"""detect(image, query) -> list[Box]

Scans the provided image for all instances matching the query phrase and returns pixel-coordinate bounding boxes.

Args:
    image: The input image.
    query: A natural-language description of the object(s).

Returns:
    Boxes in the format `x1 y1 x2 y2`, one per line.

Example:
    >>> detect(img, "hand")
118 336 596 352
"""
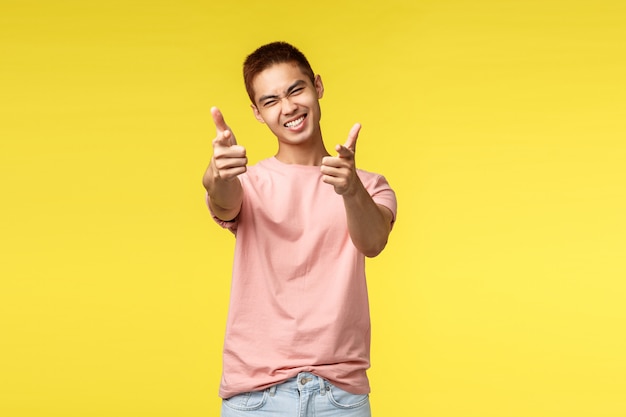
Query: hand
321 123 361 195
208 106 247 182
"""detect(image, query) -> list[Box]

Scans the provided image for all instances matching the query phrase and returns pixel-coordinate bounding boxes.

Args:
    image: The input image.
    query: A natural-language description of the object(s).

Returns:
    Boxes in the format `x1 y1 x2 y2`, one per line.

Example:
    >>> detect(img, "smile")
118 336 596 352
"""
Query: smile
284 115 306 128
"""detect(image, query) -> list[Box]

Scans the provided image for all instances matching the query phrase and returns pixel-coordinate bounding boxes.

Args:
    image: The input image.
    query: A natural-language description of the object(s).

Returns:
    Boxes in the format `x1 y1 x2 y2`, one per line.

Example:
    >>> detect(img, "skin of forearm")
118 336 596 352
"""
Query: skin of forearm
342 179 392 258
204 163 243 222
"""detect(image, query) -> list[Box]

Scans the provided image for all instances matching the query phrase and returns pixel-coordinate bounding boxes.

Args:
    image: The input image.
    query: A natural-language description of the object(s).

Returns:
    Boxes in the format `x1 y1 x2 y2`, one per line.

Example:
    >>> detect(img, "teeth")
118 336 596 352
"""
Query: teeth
285 116 305 128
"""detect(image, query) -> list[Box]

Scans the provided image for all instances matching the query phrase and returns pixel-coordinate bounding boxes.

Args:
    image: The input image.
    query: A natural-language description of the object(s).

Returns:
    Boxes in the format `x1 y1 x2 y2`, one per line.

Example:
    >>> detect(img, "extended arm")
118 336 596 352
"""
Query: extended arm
321 124 394 257
341 180 394 257
203 107 247 221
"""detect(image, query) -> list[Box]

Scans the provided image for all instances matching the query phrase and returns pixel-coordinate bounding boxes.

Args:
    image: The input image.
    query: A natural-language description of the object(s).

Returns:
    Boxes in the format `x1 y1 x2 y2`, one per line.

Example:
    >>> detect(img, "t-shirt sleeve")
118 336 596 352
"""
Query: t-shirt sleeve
365 174 398 227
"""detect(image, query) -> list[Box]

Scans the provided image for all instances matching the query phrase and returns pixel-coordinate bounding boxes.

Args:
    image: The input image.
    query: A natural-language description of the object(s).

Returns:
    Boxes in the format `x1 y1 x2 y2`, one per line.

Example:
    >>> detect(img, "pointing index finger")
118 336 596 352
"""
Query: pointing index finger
211 106 229 133
342 123 361 152
211 106 238 146
336 123 361 158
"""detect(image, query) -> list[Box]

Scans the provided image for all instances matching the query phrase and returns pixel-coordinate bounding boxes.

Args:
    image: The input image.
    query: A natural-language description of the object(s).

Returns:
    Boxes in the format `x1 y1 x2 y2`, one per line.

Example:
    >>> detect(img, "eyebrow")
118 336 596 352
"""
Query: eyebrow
258 80 307 104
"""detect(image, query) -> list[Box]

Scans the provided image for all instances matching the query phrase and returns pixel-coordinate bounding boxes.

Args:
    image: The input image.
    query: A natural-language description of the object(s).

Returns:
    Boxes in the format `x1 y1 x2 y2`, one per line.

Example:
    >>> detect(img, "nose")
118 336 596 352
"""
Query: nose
280 97 297 115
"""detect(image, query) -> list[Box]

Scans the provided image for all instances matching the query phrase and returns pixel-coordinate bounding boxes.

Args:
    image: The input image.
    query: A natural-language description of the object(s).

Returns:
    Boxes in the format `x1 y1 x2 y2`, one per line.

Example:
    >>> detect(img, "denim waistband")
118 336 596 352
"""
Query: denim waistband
270 372 327 396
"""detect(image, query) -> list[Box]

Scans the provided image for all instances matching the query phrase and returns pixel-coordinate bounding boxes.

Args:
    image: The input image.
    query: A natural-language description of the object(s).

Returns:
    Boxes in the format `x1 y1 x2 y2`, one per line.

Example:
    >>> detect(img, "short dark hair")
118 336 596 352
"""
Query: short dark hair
243 42 315 104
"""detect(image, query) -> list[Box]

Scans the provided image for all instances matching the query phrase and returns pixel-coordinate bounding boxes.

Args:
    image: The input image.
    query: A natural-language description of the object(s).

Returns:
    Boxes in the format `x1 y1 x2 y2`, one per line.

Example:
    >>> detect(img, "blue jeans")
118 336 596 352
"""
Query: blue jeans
221 372 371 417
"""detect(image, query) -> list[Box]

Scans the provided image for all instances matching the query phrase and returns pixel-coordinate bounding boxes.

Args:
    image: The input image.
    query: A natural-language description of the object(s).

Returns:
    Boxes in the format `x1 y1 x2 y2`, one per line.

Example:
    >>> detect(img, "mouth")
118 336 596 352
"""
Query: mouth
284 114 307 128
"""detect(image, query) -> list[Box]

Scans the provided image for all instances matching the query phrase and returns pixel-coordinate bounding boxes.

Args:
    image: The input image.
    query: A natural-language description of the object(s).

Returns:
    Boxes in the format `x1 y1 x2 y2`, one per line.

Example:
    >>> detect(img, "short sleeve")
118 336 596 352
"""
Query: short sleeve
362 173 398 227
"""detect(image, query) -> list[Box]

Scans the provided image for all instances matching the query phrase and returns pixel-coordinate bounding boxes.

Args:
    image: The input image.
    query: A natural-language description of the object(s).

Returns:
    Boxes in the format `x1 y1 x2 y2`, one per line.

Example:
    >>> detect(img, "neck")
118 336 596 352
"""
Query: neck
275 136 330 166
275 144 330 166
274 125 331 165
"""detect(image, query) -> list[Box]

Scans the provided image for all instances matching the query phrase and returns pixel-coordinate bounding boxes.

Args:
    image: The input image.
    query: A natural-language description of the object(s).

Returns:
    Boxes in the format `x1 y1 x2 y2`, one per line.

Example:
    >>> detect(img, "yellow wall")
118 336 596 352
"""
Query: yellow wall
1 1 625 415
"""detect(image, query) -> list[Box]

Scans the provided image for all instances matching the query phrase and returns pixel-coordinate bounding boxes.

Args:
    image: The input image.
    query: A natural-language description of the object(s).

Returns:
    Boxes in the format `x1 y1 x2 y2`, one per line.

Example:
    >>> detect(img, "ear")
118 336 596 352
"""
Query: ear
314 74 324 99
251 104 265 124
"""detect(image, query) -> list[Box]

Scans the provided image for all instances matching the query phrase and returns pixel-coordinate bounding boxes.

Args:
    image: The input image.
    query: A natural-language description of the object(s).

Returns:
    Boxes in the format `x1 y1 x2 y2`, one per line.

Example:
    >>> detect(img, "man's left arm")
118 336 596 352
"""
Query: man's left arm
321 123 395 257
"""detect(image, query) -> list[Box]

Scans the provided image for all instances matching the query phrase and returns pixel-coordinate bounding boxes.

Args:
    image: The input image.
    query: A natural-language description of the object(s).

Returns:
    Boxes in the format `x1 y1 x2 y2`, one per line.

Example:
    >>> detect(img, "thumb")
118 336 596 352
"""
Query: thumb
213 129 237 148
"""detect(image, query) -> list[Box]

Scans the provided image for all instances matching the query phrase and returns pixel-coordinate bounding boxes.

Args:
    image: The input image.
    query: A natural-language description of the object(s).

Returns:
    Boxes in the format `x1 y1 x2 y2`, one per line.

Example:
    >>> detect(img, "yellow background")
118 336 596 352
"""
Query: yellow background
1 0 625 416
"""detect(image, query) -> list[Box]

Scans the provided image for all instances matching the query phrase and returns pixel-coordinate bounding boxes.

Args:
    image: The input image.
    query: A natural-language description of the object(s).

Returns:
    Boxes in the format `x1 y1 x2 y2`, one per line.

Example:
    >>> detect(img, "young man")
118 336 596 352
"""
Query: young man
203 42 397 417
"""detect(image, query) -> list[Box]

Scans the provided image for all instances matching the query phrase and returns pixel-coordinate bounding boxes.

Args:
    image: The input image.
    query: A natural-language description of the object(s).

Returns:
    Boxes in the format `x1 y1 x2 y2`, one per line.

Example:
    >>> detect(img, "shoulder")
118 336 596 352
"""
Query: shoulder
357 168 398 219
356 168 393 190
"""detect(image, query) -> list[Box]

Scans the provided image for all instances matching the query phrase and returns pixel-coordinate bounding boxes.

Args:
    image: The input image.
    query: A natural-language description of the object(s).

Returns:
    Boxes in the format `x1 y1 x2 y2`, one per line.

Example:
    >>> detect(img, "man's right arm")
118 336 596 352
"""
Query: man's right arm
203 107 247 221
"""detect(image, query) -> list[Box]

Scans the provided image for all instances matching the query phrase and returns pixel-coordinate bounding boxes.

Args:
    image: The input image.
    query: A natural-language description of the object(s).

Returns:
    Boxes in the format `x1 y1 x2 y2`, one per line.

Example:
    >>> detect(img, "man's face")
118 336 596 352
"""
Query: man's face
251 62 324 146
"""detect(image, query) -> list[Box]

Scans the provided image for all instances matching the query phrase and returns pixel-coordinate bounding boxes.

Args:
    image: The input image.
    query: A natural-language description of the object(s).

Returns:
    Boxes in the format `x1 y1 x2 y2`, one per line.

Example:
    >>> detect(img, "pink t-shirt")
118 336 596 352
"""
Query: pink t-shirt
211 157 397 399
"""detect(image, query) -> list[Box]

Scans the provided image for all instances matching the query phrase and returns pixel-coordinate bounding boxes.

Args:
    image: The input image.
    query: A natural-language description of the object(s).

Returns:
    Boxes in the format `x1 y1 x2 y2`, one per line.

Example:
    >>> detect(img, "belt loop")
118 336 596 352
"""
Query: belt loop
318 376 326 395
269 384 277 397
